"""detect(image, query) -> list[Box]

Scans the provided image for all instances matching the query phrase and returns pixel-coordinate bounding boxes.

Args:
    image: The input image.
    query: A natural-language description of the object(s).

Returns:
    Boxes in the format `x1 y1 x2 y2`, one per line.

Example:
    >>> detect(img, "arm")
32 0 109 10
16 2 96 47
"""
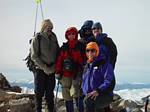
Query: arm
97 64 116 94
30 36 46 70
108 38 118 69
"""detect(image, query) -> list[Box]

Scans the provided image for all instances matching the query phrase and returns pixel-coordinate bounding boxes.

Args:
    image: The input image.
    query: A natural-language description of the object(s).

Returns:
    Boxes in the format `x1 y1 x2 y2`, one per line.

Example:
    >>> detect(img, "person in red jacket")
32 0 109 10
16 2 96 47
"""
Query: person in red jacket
55 27 84 112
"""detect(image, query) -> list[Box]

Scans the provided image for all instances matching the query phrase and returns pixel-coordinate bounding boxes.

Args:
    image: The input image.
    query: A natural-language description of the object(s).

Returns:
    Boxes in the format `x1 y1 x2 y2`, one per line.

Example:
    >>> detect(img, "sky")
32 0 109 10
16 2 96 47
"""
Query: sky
0 0 150 83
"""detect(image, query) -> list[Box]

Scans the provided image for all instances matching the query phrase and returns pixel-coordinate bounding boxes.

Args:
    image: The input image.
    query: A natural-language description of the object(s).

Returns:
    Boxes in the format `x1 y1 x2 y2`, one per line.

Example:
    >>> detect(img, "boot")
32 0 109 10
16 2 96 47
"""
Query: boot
65 100 74 112
75 97 84 112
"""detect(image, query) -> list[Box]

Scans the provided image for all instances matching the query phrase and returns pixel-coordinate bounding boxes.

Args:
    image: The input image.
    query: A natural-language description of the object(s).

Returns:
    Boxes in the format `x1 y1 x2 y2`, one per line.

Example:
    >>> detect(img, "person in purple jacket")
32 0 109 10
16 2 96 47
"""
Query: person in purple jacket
82 42 115 112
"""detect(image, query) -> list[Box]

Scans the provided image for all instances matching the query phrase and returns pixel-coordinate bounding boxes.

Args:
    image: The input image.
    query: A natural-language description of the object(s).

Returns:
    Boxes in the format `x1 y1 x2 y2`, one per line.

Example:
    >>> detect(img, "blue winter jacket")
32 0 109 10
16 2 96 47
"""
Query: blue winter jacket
82 59 115 96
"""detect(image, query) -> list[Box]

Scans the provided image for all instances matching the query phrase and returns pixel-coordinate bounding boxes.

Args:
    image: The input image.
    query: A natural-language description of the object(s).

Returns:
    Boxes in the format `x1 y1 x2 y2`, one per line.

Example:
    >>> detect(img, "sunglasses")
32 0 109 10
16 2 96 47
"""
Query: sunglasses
86 49 96 53
92 27 100 30
83 28 91 32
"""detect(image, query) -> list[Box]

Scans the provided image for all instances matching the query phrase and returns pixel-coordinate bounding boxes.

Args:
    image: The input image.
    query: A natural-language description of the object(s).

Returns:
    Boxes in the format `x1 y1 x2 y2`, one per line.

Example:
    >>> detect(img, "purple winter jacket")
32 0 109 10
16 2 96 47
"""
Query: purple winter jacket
82 59 115 96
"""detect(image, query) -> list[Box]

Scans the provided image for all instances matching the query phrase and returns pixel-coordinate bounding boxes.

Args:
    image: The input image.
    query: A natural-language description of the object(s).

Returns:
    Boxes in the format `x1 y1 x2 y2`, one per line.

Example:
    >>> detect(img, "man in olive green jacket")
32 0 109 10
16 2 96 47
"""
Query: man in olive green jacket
31 19 59 112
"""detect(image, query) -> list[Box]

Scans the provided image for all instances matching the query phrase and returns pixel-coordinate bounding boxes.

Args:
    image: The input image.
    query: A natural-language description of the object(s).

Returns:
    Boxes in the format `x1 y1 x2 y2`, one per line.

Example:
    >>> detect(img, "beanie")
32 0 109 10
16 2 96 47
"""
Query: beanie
41 19 53 32
86 42 99 57
92 22 103 32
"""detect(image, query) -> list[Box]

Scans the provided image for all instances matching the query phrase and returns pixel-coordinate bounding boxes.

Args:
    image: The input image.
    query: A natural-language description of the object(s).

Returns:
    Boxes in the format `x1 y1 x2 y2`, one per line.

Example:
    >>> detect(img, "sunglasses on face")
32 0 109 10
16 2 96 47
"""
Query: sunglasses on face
83 28 91 32
92 28 100 30
86 49 96 53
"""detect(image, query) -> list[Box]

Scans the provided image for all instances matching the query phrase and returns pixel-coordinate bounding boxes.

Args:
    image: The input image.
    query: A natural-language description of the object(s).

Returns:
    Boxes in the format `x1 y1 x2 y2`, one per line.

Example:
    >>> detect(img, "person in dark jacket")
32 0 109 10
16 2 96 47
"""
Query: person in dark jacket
82 42 115 112
79 20 96 46
55 27 84 112
92 22 118 69
31 19 59 112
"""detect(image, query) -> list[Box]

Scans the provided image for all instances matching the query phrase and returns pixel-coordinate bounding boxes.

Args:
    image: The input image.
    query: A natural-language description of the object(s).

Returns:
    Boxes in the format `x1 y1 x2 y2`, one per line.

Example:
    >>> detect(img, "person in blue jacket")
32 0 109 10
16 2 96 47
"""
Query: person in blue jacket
82 42 115 112
92 22 118 69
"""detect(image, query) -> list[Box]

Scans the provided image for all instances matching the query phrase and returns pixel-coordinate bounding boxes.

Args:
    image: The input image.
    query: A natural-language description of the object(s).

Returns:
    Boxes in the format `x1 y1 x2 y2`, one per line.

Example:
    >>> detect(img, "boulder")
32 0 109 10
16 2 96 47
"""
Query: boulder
0 73 22 92
0 90 35 112
0 73 11 89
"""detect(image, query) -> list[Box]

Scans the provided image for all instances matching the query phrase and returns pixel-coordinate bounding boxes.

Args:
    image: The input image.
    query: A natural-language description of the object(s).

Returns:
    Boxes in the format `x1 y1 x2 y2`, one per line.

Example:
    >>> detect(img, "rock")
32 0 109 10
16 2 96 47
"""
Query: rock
111 99 124 112
119 100 138 109
0 91 35 112
10 86 22 93
131 108 143 112
113 93 122 101
0 73 22 92
8 97 35 112
0 73 11 89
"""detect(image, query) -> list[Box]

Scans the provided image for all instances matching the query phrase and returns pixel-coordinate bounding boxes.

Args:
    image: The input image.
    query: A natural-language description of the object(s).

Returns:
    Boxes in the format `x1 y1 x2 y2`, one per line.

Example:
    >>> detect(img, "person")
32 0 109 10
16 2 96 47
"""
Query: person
30 19 59 112
79 20 96 46
55 27 84 112
92 22 118 69
82 42 115 112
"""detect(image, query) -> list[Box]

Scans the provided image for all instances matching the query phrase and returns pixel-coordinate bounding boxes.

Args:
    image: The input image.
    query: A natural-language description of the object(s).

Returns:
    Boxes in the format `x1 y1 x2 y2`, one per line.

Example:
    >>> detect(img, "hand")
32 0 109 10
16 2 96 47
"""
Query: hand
44 65 50 74
44 65 55 75
87 90 99 100
55 73 62 80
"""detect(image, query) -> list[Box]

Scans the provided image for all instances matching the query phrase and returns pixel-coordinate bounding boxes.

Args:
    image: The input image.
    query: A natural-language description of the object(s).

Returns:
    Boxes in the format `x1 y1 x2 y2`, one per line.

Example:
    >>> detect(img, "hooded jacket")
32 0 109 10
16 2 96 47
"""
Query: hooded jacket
82 59 115 96
55 27 85 77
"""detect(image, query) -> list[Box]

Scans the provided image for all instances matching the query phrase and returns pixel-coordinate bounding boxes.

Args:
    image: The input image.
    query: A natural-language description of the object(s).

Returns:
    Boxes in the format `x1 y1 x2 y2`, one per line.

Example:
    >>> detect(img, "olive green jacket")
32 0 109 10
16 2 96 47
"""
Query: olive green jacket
31 32 59 74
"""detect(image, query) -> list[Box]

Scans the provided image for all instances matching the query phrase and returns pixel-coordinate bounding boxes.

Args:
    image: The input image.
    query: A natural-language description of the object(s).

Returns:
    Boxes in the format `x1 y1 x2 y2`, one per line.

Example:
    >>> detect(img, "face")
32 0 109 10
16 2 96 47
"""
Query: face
44 25 52 35
67 32 76 41
86 49 97 60
92 28 102 37
83 29 92 37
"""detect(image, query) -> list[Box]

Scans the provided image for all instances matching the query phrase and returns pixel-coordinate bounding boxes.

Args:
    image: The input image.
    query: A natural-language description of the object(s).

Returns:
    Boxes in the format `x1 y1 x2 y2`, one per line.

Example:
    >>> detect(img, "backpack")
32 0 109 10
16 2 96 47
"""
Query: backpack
24 33 41 72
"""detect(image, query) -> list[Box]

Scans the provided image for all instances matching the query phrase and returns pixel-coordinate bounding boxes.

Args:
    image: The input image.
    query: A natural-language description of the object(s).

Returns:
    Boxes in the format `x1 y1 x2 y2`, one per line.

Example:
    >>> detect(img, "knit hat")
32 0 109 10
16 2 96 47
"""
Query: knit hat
86 42 99 57
65 27 78 40
41 19 53 32
92 22 103 32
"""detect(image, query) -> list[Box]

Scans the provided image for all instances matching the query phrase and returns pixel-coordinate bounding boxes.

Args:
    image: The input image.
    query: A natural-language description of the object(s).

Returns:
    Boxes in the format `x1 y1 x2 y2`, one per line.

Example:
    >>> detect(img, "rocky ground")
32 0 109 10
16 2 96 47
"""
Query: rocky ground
0 73 150 112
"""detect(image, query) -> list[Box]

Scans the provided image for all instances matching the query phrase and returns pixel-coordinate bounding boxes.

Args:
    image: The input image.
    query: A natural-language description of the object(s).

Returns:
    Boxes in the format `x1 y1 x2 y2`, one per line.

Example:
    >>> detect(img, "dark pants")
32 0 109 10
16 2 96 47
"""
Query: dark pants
34 69 55 112
84 94 113 112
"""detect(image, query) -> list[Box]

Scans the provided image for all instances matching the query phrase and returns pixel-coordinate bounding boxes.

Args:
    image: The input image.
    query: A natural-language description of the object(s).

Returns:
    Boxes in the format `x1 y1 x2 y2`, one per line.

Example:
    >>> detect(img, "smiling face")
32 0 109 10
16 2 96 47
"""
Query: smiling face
86 49 97 61
67 32 76 41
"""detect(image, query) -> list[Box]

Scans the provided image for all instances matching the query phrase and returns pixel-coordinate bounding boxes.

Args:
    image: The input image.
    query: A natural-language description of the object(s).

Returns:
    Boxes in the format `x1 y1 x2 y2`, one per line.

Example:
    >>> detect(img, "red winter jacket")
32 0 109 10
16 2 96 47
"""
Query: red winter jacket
55 41 85 77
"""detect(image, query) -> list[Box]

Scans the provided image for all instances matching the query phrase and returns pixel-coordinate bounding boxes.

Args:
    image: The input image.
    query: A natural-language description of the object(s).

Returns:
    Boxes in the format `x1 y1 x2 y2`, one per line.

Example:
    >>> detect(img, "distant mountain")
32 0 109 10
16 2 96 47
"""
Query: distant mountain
10 80 150 102
10 81 150 90
114 83 150 90
10 81 34 89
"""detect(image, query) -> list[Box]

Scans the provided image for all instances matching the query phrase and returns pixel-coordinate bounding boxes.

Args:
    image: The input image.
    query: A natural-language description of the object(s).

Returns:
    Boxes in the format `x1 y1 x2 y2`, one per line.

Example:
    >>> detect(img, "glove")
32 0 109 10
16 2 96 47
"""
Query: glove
55 73 62 80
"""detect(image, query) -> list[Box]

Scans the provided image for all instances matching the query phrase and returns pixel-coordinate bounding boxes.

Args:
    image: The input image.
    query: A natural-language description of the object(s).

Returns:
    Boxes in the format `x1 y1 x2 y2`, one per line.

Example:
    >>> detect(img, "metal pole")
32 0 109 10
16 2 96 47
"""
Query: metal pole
40 1 44 20
145 96 149 112
34 4 38 36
